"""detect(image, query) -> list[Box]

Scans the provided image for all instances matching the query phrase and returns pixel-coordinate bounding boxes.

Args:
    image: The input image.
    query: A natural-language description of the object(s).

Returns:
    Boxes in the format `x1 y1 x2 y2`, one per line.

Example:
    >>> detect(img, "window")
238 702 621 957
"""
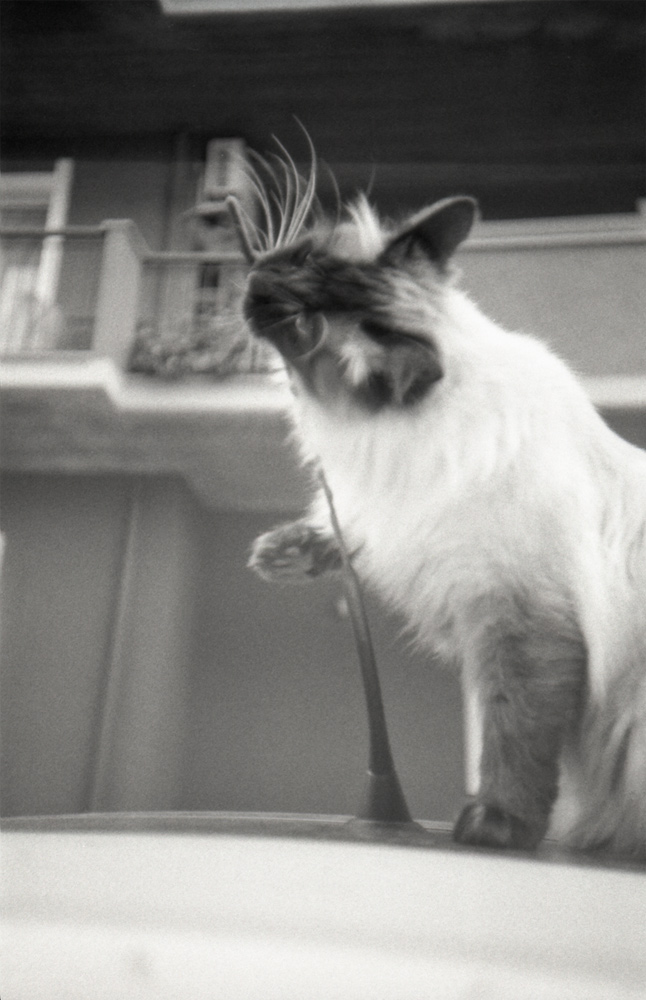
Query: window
0 159 74 353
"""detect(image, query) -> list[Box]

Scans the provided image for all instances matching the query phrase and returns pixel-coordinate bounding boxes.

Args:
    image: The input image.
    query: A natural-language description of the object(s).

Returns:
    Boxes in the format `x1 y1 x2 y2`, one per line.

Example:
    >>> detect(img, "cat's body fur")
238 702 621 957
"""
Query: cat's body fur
243 192 646 859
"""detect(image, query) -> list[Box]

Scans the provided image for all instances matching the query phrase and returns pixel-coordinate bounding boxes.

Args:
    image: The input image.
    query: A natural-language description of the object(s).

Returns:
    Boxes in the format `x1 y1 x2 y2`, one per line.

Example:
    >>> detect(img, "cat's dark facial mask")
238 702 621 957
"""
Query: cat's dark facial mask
243 196 476 411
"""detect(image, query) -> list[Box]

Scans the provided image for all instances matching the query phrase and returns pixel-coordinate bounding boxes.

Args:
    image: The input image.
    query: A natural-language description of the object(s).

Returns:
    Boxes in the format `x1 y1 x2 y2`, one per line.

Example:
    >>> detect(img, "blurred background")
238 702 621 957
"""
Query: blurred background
1 0 644 824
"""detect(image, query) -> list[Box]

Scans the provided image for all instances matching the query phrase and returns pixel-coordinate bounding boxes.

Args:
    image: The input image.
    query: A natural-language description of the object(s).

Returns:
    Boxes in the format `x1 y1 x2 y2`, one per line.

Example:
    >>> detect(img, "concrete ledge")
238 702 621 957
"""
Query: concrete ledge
2 357 645 510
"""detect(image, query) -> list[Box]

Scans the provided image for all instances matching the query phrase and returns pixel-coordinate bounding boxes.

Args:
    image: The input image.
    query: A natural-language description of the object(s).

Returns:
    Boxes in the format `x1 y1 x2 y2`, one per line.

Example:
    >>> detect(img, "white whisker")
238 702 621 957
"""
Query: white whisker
239 131 318 255
225 196 260 263
272 156 294 246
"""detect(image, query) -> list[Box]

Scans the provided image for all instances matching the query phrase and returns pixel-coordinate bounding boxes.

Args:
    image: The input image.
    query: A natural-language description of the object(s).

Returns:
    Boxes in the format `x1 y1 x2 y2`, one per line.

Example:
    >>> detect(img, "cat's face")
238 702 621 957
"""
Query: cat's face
244 197 477 412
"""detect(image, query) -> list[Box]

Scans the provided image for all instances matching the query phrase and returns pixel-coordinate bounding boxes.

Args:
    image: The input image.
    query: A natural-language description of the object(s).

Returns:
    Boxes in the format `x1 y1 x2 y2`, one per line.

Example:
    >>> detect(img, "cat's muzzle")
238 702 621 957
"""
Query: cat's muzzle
244 273 325 362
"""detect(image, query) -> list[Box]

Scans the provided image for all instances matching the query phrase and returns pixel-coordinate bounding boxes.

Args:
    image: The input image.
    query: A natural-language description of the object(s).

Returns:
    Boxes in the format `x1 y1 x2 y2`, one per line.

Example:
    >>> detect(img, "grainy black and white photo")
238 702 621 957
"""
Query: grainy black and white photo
1 1 645 996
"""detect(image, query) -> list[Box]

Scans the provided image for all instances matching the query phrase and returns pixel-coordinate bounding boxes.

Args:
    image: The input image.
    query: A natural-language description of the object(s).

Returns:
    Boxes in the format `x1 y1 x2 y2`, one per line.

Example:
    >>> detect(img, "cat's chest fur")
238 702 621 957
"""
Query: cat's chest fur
290 362 577 661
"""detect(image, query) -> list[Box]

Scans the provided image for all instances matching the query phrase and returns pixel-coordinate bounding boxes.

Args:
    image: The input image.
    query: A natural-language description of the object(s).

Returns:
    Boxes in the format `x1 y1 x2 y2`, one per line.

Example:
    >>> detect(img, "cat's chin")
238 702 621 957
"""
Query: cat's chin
289 357 440 415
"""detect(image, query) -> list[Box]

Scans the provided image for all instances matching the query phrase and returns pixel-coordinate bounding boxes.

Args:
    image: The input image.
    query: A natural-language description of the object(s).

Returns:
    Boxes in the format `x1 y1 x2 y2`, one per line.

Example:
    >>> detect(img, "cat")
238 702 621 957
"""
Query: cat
238 165 646 860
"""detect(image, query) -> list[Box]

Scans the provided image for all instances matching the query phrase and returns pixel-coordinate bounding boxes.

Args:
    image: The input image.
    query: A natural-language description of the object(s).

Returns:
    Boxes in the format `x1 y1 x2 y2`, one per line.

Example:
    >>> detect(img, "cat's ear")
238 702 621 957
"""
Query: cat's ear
381 196 477 270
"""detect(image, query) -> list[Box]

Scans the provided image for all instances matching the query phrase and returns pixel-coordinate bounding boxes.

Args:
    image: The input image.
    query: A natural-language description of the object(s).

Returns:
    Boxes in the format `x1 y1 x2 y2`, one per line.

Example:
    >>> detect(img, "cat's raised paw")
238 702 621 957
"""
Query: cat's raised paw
248 521 341 584
453 802 540 851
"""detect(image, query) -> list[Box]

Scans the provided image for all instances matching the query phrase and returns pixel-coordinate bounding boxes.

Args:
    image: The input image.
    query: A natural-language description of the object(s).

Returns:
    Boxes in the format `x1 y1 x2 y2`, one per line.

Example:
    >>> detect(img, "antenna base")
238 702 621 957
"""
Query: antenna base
356 768 414 825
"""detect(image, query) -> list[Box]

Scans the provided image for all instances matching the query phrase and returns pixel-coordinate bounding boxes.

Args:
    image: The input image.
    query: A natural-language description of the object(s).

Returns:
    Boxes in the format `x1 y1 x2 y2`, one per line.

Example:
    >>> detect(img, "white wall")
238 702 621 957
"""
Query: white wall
460 239 645 378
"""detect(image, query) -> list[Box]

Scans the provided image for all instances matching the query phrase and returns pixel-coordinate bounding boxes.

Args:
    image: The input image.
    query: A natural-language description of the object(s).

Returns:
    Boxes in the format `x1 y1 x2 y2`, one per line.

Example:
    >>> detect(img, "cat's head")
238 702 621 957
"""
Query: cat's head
236 150 476 412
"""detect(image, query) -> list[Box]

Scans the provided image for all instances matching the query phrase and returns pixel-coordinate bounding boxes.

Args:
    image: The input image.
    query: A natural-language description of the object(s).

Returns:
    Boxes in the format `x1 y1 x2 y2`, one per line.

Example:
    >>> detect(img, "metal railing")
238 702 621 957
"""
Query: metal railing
131 250 276 378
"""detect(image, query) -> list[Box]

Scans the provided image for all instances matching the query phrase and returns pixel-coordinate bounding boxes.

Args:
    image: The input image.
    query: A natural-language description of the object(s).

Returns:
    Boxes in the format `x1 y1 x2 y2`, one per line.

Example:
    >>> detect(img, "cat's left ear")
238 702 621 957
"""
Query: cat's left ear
381 196 478 270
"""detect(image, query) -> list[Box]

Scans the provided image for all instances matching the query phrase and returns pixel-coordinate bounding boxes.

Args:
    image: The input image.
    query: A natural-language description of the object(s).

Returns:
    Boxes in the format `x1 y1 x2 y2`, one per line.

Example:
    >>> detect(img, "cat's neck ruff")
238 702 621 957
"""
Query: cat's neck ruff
289 287 593 499
288 286 646 702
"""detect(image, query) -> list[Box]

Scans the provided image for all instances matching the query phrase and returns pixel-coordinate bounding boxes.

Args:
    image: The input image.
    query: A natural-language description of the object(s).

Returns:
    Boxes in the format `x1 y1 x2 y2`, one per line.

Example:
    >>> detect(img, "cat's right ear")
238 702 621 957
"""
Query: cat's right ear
381 196 477 271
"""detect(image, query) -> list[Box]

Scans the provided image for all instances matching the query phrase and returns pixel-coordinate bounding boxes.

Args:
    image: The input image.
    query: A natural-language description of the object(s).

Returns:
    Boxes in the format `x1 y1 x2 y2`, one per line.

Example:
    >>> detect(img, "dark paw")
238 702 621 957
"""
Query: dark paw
248 522 341 584
453 802 540 851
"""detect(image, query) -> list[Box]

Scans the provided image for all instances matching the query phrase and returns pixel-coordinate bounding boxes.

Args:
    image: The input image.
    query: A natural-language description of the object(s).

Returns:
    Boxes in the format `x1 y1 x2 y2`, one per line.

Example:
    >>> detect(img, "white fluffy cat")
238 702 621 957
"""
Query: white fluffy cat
241 183 646 860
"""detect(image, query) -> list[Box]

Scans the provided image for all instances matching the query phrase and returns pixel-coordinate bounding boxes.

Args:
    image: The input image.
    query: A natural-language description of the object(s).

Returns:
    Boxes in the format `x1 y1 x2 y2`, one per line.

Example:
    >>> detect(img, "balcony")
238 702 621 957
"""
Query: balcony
1 212 645 511
0 219 307 511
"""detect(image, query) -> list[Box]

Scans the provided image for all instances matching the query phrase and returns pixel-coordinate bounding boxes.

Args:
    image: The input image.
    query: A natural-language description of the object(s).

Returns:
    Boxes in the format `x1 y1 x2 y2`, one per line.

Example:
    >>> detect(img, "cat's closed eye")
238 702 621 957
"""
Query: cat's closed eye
360 319 431 350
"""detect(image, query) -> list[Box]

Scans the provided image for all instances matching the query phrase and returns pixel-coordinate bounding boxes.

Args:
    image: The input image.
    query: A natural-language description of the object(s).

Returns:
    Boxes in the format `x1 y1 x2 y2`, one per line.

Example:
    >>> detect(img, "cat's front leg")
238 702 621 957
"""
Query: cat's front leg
453 618 586 851
249 519 342 584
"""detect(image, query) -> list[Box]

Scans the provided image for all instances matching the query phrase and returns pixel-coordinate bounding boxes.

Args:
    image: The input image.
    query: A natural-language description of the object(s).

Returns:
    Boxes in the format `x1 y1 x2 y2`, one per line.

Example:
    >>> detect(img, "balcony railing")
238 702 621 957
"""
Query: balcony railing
130 249 276 378
0 220 277 376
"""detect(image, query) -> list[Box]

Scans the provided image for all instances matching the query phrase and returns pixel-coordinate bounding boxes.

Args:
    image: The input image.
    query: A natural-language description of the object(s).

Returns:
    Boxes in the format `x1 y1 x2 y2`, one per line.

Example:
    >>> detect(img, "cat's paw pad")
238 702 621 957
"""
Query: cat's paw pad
453 802 539 851
248 523 340 584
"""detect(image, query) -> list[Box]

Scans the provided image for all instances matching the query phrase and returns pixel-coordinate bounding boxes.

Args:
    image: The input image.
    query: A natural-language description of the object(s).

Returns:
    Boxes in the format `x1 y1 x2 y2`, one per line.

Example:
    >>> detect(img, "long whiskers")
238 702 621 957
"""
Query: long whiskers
226 129 319 262
226 196 258 264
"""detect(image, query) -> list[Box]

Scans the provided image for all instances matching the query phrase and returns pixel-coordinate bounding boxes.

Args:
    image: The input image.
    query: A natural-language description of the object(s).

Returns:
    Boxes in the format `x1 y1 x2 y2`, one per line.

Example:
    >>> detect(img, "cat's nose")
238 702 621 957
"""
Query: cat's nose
244 272 285 333
246 271 273 303
244 272 274 317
